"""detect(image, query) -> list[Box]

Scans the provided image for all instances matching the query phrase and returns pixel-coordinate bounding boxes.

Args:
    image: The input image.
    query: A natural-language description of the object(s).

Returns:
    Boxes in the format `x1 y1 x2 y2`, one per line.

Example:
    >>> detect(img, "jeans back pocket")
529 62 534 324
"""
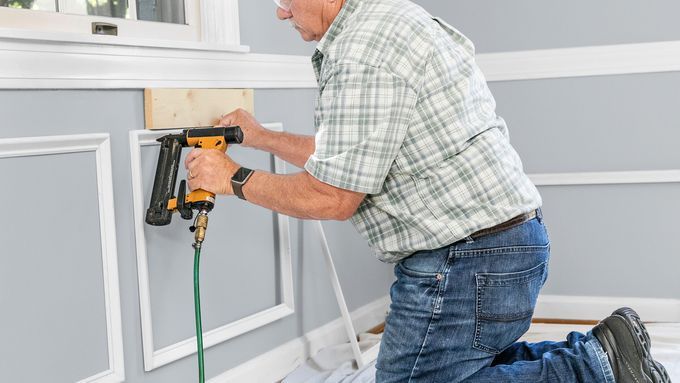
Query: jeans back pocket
473 261 547 354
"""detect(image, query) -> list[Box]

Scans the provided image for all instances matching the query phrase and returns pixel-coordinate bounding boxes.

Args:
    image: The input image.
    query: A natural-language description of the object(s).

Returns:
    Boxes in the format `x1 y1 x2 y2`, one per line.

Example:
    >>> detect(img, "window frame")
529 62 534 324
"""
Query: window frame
0 0 242 48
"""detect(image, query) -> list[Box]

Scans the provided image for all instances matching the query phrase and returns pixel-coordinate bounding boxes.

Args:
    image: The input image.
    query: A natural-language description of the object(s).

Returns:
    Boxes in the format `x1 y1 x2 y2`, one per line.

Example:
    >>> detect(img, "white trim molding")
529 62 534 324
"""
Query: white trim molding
129 123 295 371
0 134 125 383
477 40 680 82
3 37 680 88
209 295 391 383
530 169 680 186
0 32 315 89
535 295 680 323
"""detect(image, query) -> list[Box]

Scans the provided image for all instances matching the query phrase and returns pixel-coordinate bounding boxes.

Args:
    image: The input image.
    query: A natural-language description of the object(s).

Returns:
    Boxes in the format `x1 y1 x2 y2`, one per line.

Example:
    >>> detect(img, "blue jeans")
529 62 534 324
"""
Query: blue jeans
375 211 615 383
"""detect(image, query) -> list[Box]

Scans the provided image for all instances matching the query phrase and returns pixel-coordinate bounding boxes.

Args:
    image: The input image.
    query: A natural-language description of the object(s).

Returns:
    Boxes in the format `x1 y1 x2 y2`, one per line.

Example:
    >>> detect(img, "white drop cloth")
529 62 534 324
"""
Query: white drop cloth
282 333 381 383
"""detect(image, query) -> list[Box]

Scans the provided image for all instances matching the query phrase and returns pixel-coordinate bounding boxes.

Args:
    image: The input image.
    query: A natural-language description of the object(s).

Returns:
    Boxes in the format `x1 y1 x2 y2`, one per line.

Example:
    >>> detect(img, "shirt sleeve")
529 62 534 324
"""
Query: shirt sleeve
304 62 418 194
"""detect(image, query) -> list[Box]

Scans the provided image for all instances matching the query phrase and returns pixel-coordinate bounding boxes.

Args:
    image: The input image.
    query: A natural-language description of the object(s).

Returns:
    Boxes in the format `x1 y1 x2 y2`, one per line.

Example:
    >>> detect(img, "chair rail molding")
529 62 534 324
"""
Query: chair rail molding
529 169 680 186
2 36 680 88
129 123 295 371
477 40 680 82
0 133 125 383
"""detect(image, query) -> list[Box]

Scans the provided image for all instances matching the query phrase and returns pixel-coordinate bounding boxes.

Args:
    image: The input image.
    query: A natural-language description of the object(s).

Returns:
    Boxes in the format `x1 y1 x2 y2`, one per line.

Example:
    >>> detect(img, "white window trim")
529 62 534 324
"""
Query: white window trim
0 0 244 48
0 0 328 90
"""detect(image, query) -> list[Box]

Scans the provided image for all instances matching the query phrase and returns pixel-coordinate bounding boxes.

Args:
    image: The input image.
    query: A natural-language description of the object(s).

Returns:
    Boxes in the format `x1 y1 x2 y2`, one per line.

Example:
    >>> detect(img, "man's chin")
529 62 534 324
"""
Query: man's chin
295 28 316 42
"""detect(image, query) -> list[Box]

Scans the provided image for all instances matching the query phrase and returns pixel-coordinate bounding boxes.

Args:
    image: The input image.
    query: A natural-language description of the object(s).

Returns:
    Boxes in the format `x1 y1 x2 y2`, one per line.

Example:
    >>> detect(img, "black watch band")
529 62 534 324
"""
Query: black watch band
231 167 254 200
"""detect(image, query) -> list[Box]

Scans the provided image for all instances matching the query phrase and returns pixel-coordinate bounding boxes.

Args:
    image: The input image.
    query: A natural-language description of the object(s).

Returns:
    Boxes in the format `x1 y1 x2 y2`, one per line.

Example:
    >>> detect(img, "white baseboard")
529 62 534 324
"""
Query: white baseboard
208 295 390 383
535 295 680 322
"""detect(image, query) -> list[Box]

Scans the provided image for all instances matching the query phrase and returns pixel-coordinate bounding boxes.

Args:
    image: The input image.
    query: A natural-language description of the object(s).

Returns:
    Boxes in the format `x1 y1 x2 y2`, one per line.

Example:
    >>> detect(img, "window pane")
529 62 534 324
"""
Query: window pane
58 0 129 19
0 0 56 11
137 0 185 25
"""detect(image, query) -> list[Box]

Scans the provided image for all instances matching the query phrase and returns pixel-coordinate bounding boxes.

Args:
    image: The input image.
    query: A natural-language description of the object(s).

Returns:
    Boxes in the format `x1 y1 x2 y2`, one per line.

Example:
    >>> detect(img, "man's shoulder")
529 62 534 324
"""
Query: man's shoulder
328 0 436 70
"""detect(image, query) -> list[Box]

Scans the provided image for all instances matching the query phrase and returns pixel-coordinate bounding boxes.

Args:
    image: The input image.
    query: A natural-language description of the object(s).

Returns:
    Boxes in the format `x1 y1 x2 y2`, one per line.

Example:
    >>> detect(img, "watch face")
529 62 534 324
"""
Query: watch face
233 167 252 182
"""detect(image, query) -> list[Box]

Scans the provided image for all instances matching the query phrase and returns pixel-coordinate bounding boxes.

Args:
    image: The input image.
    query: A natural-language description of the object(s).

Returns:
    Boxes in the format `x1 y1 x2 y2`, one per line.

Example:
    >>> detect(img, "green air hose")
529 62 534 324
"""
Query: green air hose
193 245 205 383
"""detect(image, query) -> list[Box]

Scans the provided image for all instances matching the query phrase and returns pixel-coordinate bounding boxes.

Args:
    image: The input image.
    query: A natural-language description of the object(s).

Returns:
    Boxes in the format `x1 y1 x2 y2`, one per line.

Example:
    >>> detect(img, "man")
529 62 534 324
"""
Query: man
185 0 671 381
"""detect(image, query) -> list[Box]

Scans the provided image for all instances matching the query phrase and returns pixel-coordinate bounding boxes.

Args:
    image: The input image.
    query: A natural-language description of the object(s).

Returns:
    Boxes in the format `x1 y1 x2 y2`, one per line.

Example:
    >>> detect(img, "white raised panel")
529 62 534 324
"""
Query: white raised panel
129 123 295 371
0 133 125 383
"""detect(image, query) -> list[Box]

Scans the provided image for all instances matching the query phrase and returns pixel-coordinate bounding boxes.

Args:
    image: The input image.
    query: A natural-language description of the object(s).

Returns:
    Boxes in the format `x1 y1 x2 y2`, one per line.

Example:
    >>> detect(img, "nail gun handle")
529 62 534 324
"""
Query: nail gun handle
145 136 183 226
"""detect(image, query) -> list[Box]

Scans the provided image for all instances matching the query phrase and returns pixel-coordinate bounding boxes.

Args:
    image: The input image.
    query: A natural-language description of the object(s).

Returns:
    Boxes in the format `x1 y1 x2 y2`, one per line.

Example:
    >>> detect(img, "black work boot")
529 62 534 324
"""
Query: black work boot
592 307 672 383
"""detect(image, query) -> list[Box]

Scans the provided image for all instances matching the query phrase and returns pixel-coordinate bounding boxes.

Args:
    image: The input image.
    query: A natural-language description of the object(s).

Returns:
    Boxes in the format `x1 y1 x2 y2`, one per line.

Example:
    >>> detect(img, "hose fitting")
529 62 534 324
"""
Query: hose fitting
193 211 209 248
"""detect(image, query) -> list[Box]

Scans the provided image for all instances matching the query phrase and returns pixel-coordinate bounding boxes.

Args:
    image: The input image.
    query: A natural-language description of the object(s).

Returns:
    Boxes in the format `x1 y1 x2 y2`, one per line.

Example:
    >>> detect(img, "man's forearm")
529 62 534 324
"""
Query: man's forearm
240 170 353 220
254 130 315 169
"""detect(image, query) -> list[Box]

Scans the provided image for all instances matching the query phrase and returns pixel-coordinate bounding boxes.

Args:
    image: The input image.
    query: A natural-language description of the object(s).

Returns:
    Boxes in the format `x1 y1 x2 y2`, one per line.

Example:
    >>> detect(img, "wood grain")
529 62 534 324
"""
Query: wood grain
144 88 254 130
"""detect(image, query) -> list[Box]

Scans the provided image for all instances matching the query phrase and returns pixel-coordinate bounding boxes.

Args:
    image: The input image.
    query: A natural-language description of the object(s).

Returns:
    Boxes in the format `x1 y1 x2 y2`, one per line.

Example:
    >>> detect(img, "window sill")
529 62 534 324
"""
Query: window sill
0 28 318 89
0 27 250 53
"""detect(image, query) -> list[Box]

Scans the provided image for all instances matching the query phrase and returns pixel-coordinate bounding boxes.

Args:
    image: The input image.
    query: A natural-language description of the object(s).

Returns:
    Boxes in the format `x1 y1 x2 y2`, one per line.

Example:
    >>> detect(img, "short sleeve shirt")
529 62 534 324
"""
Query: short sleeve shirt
304 0 542 263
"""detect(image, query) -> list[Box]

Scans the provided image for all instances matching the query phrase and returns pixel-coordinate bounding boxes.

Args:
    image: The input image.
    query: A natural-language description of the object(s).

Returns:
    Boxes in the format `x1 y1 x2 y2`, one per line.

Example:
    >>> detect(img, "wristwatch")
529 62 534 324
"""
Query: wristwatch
231 167 254 200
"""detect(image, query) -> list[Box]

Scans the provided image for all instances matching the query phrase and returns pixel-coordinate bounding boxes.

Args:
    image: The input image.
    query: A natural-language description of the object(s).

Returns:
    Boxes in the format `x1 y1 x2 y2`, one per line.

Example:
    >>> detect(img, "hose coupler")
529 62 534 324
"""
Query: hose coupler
193 211 209 248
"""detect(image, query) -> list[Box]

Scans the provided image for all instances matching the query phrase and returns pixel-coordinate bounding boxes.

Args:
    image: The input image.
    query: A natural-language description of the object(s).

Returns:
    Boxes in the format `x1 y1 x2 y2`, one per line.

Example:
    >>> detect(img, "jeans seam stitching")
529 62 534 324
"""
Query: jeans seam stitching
409 260 449 381
455 244 550 257
409 306 438 381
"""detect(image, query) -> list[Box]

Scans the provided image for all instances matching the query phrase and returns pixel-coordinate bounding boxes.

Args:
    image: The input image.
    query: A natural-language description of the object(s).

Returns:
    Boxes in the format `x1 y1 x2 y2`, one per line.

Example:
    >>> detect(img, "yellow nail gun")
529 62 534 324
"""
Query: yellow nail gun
145 126 243 383
145 126 243 243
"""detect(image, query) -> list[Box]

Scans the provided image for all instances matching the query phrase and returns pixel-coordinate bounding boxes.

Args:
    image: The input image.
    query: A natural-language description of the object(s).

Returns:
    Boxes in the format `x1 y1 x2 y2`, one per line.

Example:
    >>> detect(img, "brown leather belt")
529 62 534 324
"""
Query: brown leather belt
468 210 538 240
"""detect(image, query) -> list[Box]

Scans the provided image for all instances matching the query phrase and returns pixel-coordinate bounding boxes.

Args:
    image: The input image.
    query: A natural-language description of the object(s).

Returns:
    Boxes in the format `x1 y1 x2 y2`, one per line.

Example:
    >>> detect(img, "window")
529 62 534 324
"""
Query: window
0 0 241 46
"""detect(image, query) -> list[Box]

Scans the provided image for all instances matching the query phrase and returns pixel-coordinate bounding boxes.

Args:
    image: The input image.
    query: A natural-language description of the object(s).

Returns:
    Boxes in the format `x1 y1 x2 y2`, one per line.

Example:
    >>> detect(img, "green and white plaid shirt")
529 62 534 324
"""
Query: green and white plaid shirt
304 0 542 263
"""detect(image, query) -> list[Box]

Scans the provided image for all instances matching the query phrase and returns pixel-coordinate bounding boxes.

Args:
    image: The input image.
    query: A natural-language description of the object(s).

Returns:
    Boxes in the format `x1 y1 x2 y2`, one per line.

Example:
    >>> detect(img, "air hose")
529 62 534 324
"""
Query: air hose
192 210 209 383
193 245 205 383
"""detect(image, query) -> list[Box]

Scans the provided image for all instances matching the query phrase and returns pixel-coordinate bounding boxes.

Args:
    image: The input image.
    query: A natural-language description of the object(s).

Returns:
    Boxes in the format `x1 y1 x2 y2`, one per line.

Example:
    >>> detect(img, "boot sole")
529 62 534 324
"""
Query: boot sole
595 307 672 383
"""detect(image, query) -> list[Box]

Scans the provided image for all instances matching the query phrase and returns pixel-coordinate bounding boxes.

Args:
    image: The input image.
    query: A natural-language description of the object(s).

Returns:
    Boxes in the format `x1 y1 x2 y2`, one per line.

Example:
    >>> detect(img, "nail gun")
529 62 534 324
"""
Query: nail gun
145 126 243 383
145 126 243 244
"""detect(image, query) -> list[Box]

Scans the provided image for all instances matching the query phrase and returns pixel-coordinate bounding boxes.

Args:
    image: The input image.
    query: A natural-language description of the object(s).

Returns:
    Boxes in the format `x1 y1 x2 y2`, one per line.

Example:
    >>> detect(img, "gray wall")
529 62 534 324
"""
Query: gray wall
239 0 316 56
414 0 680 53
409 1 680 299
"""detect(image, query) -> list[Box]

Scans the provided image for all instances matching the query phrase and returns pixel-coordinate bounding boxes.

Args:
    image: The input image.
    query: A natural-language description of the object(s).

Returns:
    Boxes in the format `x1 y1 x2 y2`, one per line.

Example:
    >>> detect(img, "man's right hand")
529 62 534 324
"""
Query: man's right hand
218 108 267 149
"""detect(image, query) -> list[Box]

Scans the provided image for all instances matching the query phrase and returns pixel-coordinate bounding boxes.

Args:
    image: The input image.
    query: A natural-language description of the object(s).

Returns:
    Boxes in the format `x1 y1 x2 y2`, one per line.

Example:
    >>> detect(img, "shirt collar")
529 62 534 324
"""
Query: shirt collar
315 0 360 56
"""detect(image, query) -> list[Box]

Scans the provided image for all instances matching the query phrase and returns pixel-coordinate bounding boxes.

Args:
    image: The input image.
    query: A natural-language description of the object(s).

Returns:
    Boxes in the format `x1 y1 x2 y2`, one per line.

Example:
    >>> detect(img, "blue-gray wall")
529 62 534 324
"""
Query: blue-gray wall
410 0 680 299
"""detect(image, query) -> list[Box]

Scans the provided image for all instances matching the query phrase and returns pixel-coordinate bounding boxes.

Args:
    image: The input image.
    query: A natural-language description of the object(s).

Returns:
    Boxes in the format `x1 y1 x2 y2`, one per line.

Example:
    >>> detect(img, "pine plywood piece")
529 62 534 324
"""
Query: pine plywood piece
144 89 254 130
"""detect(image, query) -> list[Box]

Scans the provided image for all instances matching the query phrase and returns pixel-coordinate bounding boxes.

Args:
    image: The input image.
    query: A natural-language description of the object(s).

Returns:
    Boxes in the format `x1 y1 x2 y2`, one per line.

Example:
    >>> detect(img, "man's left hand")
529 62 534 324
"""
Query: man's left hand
185 148 239 195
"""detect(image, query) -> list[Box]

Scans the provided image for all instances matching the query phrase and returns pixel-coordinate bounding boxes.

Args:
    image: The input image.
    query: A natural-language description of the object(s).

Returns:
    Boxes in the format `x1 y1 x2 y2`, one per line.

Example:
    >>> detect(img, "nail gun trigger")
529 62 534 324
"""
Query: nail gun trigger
177 180 194 221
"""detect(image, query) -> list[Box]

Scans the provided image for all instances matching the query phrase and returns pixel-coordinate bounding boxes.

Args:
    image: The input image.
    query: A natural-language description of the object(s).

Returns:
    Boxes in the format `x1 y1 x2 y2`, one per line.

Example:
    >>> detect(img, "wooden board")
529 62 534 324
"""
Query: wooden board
144 88 254 130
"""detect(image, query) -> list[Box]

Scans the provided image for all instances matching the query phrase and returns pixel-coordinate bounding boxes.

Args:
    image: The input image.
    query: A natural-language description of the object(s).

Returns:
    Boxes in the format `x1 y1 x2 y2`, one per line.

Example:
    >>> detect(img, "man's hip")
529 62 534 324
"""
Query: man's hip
376 213 550 382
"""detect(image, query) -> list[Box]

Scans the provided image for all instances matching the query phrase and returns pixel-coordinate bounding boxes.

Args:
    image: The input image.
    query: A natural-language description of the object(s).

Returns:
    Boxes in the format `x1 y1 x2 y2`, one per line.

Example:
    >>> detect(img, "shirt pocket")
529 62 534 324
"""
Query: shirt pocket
473 261 547 354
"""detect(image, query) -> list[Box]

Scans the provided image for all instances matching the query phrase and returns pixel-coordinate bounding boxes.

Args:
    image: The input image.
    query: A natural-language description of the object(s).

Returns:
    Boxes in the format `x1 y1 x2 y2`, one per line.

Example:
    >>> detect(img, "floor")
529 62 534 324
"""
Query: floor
283 323 680 382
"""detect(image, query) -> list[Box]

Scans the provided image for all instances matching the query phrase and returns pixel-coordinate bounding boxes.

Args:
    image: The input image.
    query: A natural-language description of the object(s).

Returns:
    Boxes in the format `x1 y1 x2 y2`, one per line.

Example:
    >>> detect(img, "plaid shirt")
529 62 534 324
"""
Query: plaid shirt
304 0 542 263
